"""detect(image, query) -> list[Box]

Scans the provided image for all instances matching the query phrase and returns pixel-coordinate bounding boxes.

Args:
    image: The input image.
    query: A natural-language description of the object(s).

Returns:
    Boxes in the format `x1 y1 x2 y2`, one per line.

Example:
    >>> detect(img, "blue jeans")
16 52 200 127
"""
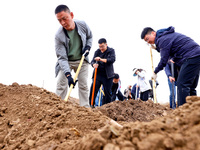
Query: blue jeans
95 89 103 106
168 78 176 109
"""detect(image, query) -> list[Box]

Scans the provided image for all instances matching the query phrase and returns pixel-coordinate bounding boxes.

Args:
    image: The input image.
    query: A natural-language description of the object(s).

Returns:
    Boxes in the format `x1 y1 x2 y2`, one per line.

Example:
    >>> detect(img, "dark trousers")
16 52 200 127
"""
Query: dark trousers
131 93 136 100
111 90 124 102
177 55 200 106
140 90 150 101
89 74 113 106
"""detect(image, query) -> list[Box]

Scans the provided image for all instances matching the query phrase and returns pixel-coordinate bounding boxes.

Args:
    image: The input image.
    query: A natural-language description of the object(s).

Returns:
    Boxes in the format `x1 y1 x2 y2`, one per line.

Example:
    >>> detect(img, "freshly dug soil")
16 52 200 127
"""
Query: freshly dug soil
93 99 172 122
71 96 200 150
0 83 200 150
0 83 108 149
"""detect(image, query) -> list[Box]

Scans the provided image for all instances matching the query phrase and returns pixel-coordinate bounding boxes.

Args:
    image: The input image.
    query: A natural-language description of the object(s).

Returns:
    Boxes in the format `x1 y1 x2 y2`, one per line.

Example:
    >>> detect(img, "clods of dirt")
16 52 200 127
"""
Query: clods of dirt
0 83 200 150
93 99 172 122
0 83 108 149
71 96 200 150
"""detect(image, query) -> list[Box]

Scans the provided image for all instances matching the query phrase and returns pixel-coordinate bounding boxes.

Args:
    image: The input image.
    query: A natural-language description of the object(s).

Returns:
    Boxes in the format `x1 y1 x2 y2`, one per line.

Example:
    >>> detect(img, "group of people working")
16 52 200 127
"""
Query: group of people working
54 4 200 109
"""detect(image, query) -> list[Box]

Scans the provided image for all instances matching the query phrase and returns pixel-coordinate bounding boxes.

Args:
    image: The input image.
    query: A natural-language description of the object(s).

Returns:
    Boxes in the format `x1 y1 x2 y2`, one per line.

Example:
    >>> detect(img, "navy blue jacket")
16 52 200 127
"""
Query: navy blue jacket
164 62 179 80
154 26 200 74
91 46 116 79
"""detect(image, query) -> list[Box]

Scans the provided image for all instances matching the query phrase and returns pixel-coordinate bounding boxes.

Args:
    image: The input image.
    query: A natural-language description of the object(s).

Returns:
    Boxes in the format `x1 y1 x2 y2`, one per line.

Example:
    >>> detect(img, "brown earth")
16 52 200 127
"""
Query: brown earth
93 99 171 122
0 83 200 150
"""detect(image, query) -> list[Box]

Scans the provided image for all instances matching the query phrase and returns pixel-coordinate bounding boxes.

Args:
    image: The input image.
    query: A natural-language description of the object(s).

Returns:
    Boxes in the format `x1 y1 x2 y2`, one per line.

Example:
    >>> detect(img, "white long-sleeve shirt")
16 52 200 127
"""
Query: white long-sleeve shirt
137 71 151 92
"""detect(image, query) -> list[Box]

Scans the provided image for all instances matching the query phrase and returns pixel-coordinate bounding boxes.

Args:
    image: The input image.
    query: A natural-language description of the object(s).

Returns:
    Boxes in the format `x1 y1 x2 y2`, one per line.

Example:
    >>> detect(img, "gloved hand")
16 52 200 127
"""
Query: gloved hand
65 72 78 88
82 46 91 57
151 73 157 81
83 50 89 57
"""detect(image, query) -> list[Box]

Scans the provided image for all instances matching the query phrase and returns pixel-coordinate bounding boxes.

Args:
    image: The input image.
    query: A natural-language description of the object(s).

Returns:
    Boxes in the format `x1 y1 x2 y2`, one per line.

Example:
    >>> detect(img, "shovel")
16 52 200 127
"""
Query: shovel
98 85 104 106
170 61 175 109
135 76 139 100
91 61 98 107
150 46 157 103
64 52 87 102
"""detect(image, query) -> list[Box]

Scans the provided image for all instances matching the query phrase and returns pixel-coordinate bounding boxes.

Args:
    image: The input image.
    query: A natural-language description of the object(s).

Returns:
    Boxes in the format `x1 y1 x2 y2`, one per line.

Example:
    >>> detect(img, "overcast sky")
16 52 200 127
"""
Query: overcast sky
0 0 200 104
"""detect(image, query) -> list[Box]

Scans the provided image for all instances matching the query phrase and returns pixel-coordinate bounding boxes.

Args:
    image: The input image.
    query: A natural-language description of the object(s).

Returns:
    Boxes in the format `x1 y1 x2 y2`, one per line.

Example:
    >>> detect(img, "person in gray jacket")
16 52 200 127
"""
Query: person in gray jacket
54 5 93 107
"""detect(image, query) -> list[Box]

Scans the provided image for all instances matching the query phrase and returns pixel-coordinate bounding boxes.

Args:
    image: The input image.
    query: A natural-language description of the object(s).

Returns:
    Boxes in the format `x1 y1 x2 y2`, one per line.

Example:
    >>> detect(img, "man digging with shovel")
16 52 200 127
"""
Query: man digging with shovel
141 26 200 107
54 5 93 107
89 38 116 107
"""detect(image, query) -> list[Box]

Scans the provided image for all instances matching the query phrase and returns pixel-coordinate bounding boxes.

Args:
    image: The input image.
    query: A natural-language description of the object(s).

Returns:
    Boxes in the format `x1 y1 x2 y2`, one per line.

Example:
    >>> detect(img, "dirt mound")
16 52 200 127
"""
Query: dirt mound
0 83 108 149
71 96 200 150
0 83 200 150
93 99 172 122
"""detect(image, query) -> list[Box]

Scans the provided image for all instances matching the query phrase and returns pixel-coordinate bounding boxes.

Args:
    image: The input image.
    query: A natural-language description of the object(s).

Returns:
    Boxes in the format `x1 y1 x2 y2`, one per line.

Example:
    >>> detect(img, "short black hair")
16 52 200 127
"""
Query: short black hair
98 38 107 44
114 73 119 79
141 27 154 39
55 4 70 14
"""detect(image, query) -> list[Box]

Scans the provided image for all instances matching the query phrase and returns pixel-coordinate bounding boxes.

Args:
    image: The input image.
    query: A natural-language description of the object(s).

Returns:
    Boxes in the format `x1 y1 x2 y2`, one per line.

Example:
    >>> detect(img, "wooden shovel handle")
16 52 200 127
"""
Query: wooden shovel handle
64 55 85 102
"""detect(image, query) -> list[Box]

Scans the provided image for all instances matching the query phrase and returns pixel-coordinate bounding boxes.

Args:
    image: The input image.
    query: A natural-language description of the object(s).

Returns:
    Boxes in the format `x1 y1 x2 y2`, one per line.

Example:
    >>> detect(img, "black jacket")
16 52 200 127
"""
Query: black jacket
91 46 115 79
